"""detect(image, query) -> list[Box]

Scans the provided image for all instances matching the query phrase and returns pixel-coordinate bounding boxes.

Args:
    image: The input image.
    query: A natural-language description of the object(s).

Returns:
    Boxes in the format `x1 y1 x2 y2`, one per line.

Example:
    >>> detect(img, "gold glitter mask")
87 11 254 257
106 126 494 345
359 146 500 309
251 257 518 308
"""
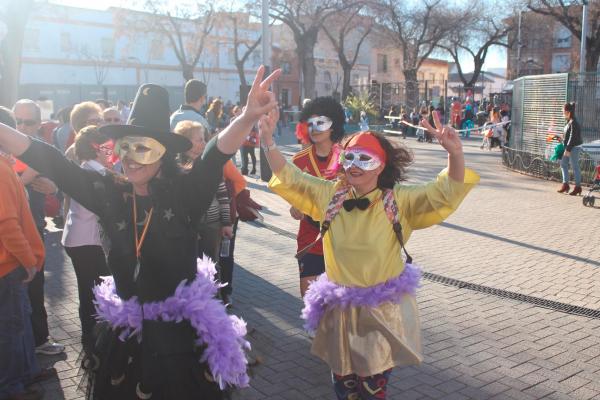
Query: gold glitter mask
115 136 166 165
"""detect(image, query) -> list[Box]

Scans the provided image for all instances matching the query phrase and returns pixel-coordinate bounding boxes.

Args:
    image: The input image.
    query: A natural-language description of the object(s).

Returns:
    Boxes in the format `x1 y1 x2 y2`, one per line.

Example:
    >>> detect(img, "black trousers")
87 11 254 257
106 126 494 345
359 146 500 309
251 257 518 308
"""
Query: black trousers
219 219 238 296
28 227 48 347
64 245 109 350
241 146 256 175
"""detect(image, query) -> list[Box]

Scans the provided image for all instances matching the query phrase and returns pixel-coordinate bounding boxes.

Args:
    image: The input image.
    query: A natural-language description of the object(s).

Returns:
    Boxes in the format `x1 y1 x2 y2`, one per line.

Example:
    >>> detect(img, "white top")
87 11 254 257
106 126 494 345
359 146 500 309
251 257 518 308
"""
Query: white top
61 160 106 248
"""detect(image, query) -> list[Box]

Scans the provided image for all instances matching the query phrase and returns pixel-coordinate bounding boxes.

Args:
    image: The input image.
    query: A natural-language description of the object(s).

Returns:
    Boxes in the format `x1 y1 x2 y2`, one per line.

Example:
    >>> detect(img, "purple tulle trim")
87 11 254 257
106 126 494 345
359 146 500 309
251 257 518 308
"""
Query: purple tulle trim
301 263 422 334
93 256 250 389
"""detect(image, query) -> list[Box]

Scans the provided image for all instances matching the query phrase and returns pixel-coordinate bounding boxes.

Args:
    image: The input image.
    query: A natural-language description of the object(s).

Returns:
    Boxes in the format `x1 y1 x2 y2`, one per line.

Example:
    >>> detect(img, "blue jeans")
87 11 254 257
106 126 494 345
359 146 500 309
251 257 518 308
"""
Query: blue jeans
0 268 40 398
560 146 582 186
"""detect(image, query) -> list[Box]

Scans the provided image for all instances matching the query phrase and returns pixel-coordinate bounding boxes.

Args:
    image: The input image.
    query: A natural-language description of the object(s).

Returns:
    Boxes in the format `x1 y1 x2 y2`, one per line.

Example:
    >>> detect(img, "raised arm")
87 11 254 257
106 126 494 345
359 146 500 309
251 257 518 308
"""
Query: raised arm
216 66 281 155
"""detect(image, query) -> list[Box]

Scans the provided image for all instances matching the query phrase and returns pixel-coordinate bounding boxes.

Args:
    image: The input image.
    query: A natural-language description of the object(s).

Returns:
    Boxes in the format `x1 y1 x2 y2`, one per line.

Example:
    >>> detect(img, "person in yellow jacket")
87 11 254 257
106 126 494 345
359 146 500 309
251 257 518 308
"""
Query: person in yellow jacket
258 107 479 400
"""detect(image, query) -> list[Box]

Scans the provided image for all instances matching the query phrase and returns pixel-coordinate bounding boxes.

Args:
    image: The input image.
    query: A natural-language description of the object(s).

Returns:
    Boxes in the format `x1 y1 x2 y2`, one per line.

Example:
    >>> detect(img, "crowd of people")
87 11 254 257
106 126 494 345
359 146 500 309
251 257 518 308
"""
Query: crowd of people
0 66 481 400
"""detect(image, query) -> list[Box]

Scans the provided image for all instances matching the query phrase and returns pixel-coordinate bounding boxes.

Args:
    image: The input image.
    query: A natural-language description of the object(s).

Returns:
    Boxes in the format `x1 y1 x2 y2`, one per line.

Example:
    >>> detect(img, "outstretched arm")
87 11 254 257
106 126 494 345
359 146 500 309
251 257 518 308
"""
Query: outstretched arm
216 66 281 155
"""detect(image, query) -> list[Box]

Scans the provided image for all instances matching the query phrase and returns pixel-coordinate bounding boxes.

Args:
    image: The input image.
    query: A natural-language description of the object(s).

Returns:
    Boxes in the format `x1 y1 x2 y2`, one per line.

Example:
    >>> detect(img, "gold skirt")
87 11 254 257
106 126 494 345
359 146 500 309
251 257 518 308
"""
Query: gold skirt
310 294 422 376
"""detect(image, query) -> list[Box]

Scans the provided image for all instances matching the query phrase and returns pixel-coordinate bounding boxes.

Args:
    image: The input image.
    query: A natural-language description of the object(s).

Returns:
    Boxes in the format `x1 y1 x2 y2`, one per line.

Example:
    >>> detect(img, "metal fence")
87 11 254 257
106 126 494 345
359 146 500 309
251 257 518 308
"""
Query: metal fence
350 80 448 111
503 72 600 184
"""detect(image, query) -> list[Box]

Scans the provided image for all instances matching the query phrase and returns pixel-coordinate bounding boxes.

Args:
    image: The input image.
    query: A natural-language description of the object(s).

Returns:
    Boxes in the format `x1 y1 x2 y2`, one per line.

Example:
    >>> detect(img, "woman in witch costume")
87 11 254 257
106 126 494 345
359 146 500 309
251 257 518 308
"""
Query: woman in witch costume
258 108 479 400
0 66 281 399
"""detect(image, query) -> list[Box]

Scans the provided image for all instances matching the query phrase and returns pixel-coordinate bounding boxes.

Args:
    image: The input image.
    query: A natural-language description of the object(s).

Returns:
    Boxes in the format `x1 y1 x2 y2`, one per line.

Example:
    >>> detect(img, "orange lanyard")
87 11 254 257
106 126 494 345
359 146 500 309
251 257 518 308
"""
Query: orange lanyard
132 192 154 260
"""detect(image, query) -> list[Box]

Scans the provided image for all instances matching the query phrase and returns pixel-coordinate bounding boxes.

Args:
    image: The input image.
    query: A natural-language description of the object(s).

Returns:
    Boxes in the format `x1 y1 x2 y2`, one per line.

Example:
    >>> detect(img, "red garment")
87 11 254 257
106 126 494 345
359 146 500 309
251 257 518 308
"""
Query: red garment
292 145 335 255
295 121 310 145
0 156 45 278
243 129 259 148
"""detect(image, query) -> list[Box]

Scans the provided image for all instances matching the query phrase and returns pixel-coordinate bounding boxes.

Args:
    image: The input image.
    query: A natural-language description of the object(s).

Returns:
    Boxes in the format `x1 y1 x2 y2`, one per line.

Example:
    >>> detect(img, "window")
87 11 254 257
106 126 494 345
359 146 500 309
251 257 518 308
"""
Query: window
552 53 571 73
377 54 388 73
281 61 291 74
60 32 72 52
553 25 571 49
429 73 435 82
228 48 236 65
280 89 289 108
24 29 40 51
417 72 425 81
101 38 115 59
150 39 164 60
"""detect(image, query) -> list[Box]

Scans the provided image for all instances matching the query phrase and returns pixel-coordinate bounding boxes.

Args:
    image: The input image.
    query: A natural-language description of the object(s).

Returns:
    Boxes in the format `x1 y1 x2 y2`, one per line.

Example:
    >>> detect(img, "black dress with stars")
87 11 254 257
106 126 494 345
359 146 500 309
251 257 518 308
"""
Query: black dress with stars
20 137 232 399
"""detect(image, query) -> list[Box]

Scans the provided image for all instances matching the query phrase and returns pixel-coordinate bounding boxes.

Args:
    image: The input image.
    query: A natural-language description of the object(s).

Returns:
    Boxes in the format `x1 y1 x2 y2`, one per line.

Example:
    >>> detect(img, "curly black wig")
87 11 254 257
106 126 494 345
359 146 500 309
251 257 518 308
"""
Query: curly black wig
300 96 346 143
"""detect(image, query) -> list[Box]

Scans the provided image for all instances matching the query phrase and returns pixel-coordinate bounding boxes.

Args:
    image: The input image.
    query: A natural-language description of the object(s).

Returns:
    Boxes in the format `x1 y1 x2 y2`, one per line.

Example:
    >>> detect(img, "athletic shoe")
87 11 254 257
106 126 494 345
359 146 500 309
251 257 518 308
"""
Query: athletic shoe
35 340 65 355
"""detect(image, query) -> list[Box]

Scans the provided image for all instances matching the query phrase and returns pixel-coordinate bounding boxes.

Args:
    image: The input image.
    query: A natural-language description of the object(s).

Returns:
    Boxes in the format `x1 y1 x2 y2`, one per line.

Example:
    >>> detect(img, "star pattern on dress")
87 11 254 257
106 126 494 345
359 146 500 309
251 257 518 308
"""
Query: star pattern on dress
116 220 127 231
163 208 175 221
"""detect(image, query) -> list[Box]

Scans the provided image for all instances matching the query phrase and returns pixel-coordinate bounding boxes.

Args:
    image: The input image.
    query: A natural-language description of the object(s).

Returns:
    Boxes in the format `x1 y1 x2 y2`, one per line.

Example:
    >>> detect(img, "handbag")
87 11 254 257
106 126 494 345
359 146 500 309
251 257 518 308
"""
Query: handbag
550 142 565 161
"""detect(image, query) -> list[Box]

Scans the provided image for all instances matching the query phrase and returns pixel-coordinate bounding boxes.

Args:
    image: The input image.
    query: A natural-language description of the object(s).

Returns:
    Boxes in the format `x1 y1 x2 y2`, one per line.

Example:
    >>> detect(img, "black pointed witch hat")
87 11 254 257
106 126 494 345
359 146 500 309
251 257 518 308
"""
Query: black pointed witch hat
100 84 191 154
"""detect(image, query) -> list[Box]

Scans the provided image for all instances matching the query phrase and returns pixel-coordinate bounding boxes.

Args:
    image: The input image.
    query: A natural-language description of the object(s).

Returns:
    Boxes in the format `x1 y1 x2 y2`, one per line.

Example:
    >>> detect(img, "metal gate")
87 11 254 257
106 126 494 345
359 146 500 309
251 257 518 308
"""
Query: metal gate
503 73 600 184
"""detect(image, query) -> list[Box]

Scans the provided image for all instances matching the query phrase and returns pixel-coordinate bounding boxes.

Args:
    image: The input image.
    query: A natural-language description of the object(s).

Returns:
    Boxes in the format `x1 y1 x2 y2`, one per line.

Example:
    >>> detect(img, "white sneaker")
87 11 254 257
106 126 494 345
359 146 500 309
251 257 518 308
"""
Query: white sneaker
35 339 65 355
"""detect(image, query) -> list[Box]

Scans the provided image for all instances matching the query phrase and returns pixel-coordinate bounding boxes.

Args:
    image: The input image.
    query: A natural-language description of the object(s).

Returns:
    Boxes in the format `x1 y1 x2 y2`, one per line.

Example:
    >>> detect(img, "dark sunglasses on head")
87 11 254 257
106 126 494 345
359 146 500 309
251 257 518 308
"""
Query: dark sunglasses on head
16 118 39 127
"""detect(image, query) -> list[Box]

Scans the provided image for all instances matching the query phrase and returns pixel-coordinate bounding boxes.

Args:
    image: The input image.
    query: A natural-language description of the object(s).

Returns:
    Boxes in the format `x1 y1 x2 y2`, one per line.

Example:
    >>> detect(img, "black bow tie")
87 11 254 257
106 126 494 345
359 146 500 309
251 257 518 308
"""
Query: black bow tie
343 197 371 211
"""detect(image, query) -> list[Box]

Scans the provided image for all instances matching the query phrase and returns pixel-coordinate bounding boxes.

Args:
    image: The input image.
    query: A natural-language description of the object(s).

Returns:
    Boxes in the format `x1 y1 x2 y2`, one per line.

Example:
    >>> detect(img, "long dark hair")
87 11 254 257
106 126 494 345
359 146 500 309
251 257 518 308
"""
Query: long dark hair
341 131 413 189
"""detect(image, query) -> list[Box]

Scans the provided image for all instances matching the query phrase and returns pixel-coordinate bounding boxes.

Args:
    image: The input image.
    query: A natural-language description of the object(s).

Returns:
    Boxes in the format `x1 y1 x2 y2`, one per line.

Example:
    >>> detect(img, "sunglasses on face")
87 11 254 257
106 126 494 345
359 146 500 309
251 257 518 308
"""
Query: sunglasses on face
341 149 383 171
16 118 39 127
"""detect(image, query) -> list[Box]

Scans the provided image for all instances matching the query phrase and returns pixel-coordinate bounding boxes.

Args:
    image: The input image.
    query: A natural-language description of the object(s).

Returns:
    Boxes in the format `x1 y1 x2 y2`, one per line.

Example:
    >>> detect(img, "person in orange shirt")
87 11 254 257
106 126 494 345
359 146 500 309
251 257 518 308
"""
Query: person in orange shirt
291 97 346 297
0 107 46 400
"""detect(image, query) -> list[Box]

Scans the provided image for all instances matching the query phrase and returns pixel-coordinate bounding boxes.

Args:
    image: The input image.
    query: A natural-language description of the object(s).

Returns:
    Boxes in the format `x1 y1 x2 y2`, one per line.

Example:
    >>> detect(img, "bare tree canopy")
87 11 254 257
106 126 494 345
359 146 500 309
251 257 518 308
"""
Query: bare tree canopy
226 11 262 94
322 5 373 101
440 0 513 89
122 1 215 82
528 0 600 71
270 0 350 100
372 0 457 107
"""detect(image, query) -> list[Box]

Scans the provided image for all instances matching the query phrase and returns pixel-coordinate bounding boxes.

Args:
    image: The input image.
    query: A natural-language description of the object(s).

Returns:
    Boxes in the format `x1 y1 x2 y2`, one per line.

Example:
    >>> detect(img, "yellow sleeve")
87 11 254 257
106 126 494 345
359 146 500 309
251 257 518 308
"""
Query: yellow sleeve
268 161 336 221
396 168 479 230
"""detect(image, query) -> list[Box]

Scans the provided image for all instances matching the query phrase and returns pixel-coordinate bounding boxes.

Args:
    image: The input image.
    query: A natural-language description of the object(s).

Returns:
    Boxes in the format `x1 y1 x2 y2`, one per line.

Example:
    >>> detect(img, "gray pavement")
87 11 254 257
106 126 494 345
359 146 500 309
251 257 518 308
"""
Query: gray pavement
34 129 600 399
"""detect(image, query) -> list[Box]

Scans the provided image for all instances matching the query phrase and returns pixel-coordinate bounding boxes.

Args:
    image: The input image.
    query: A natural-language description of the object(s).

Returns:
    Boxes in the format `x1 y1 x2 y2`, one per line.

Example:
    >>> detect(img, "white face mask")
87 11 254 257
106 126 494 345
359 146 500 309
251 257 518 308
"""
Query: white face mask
341 149 383 171
307 116 333 134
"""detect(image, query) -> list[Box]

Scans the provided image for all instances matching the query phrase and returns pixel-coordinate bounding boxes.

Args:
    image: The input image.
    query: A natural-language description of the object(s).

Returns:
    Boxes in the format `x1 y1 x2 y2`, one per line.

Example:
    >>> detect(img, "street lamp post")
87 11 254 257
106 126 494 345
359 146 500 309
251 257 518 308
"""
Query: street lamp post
580 0 589 73
260 0 273 182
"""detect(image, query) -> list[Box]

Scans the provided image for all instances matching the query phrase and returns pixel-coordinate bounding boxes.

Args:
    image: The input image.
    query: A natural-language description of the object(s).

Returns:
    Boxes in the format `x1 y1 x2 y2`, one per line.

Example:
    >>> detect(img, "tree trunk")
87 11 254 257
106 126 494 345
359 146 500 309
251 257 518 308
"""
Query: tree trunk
296 28 319 100
585 41 600 72
182 64 194 82
341 64 352 101
403 69 419 109
0 0 33 107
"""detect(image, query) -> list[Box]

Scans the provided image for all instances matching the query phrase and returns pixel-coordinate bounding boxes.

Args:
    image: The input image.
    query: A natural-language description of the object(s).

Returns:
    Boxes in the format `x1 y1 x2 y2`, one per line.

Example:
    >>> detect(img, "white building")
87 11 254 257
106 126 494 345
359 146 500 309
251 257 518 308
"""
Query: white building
19 3 264 111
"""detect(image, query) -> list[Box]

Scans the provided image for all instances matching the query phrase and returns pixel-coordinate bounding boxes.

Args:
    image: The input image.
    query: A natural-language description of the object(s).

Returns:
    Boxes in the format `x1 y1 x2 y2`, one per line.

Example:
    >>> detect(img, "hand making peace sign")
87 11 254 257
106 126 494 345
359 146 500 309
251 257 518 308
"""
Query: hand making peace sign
421 111 463 156
243 65 282 121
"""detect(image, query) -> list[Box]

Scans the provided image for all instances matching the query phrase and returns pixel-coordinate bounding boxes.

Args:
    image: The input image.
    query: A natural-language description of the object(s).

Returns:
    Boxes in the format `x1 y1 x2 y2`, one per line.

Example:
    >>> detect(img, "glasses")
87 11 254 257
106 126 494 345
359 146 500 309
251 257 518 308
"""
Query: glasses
104 118 121 124
16 118 39 127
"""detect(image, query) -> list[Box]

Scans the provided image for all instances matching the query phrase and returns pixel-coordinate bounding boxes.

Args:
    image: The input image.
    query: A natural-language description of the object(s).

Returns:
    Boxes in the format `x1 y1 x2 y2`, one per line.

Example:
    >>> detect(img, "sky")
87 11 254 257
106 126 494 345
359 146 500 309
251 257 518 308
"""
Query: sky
47 0 507 71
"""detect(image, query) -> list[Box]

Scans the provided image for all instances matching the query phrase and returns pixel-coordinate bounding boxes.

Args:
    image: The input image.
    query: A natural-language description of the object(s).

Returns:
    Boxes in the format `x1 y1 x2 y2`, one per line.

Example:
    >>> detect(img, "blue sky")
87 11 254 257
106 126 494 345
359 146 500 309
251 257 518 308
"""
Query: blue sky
48 0 507 70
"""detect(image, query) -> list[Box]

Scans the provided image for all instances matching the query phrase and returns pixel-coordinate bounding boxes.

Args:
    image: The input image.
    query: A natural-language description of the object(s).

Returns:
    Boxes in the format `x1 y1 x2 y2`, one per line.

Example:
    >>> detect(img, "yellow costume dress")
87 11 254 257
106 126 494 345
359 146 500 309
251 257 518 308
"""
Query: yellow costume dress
269 161 479 376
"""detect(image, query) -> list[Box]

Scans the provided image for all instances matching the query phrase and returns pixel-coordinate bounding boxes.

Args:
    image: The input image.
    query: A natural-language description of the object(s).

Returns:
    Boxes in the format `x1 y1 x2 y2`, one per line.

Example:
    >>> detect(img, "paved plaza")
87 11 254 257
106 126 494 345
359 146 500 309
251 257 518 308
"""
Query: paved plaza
34 131 600 399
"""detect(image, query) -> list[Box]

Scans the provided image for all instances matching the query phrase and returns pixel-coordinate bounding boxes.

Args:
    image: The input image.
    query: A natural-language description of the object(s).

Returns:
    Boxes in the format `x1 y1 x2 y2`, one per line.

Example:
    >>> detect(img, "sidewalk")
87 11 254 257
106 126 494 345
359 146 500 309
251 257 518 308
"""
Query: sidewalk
35 130 600 399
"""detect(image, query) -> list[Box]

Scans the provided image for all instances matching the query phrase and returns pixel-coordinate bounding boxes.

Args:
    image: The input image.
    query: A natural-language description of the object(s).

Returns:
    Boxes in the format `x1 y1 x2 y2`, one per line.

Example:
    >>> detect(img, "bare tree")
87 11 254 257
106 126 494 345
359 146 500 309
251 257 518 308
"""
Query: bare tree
134 1 215 82
0 0 34 107
322 5 373 101
372 0 456 108
226 12 262 95
528 0 600 72
270 0 349 100
439 1 513 91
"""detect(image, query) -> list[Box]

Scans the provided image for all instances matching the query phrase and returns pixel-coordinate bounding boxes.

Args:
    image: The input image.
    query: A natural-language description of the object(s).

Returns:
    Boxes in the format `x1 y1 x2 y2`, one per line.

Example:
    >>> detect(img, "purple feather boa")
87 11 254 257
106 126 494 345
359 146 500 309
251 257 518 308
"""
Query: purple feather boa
93 256 250 389
301 263 421 334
